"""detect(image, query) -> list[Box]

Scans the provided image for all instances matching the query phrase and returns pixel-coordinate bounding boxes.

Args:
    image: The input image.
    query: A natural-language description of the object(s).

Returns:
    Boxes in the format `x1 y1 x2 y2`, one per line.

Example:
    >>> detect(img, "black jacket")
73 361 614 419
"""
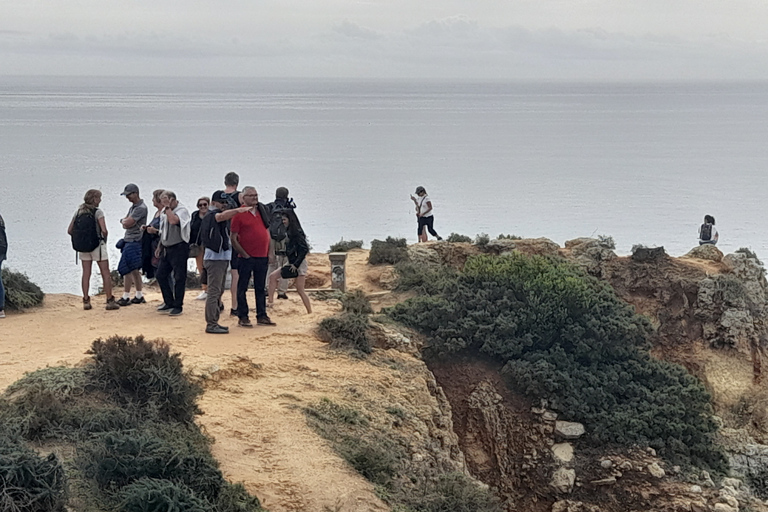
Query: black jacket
190 210 206 246
0 213 6 261
286 230 309 268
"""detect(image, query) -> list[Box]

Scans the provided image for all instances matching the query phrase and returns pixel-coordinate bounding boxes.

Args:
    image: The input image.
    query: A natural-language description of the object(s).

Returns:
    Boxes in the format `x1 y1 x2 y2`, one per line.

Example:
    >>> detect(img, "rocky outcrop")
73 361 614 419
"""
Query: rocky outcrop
484 237 560 257
564 238 617 278
684 245 725 262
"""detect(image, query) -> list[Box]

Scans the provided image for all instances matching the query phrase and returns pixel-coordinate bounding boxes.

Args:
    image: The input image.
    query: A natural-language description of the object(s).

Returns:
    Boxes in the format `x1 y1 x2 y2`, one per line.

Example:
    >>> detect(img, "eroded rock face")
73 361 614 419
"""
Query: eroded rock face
484 237 560 257
564 238 617 278
684 244 725 262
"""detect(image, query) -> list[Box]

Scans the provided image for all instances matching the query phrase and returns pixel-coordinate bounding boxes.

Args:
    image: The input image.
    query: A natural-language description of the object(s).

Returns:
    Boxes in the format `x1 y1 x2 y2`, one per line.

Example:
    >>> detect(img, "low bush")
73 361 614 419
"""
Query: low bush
1 268 44 310
118 478 208 512
387 253 726 472
445 233 473 243
341 290 373 315
597 234 616 250
318 313 372 354
736 247 764 266
496 234 522 240
403 473 501 512
394 262 460 294
215 483 263 512
88 336 202 423
0 434 67 511
473 233 490 249
338 436 400 486
369 237 409 265
329 239 364 252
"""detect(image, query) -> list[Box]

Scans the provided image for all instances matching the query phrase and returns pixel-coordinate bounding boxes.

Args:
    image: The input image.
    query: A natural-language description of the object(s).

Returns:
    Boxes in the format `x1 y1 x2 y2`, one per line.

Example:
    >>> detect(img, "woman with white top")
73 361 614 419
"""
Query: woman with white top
698 215 719 245
410 186 442 243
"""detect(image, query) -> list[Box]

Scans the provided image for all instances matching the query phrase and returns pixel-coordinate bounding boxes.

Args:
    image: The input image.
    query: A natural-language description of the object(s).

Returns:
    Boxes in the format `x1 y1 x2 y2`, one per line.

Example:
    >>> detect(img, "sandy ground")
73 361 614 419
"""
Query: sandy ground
0 249 393 512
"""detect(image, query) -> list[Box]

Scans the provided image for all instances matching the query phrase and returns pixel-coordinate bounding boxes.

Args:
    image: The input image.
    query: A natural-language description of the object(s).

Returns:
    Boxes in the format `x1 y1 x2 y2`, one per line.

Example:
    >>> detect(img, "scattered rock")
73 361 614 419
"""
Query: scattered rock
542 411 558 422
713 503 738 512
590 477 616 486
555 421 586 439
619 461 633 471
564 237 617 277
719 495 739 509
721 478 742 490
600 459 613 469
689 485 703 494
690 503 709 512
701 470 715 488
647 447 657 457
551 443 574 464
632 245 667 262
647 462 665 479
684 244 724 262
551 467 576 494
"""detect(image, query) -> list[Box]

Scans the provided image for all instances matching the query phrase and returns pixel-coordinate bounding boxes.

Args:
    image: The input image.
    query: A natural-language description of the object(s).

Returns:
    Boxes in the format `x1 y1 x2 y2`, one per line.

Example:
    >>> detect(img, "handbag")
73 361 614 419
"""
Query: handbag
280 264 299 279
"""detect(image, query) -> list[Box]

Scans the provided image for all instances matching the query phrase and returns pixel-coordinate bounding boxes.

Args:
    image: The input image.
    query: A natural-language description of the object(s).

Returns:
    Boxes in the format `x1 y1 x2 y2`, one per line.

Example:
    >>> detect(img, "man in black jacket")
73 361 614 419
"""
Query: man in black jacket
266 187 296 299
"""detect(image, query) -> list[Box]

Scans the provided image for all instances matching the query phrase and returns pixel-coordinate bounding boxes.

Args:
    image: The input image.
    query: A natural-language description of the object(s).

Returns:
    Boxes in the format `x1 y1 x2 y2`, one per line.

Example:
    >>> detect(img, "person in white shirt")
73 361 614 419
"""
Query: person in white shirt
698 215 719 246
155 190 191 316
410 186 442 243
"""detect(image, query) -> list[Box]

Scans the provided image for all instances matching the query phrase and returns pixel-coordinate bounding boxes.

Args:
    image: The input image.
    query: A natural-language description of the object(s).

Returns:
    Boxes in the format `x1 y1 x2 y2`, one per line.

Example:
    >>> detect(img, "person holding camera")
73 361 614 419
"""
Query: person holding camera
267 209 311 314
155 190 191 316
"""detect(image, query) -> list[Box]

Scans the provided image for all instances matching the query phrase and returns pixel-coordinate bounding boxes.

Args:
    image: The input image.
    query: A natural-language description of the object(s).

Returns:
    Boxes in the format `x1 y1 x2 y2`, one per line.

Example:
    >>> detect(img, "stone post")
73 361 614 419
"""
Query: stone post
329 253 348 292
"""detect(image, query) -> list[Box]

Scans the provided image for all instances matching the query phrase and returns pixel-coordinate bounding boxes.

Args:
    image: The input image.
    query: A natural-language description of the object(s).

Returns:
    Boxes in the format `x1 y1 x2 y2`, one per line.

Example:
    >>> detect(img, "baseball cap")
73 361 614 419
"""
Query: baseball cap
121 183 140 196
212 190 226 203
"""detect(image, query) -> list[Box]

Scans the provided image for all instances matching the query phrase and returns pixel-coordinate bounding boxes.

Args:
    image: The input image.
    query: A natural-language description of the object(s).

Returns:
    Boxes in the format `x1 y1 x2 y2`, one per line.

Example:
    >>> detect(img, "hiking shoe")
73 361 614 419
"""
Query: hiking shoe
257 316 276 326
238 317 253 328
230 308 238 317
116 297 131 307
196 291 208 300
130 296 146 304
206 324 229 334
0 310 5 319
437 236 443 241
157 304 173 313
83 297 92 310
169 308 183 316
277 292 288 300
106 297 120 311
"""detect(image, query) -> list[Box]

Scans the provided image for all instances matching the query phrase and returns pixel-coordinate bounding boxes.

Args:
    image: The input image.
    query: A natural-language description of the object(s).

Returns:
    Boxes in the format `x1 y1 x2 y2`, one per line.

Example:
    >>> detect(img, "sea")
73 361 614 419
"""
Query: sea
1 76 768 294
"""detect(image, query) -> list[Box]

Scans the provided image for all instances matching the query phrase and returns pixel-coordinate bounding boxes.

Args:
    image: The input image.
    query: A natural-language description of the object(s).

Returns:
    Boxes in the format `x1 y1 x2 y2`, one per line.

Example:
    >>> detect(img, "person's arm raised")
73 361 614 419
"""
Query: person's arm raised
215 206 250 222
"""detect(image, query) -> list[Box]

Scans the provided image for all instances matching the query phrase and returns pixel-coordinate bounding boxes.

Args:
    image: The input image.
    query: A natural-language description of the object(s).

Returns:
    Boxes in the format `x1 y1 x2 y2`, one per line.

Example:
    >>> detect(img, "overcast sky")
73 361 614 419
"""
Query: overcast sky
2 0 768 80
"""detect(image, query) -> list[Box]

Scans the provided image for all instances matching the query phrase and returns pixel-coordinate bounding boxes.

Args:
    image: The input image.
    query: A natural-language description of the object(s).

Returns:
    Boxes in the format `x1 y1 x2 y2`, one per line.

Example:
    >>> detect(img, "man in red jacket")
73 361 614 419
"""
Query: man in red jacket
231 186 276 327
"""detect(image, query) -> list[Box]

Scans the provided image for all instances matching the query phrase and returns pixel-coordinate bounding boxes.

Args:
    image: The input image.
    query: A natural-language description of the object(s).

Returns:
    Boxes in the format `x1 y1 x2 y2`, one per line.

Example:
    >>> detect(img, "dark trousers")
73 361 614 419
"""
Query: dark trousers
156 242 190 309
417 216 439 237
204 259 228 328
236 256 269 320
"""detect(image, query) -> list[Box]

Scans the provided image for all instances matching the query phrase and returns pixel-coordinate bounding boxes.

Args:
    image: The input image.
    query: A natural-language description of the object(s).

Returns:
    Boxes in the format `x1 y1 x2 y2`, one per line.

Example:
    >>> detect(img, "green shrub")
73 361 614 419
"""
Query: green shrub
0 434 67 511
118 478 208 512
445 233 473 243
369 237 409 265
1 268 44 310
403 473 501 512
473 233 490 249
394 262 460 294
597 234 616 250
338 436 400 486
387 253 726 472
88 336 202 423
341 290 373 315
736 247 763 265
318 313 372 354
329 239 364 252
215 483 263 512
496 234 522 240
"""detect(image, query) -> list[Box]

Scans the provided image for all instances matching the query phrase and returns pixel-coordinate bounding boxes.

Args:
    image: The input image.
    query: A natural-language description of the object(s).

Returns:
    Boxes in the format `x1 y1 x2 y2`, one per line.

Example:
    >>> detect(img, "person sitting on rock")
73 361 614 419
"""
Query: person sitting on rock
699 215 719 246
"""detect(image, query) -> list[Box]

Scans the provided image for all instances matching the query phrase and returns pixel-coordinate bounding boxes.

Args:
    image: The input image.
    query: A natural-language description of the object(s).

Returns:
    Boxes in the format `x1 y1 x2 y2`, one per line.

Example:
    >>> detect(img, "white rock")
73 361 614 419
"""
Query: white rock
647 447 657 457
647 462 665 479
542 411 558 422
600 459 613 469
713 503 737 512
722 477 742 490
551 443 574 464
555 421 586 439
689 485 703 494
550 467 576 494
720 495 739 508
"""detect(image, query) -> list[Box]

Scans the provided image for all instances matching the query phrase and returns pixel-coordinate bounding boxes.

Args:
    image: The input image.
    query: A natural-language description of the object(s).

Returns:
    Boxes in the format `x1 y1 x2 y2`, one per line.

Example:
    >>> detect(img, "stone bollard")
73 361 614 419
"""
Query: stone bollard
329 253 348 292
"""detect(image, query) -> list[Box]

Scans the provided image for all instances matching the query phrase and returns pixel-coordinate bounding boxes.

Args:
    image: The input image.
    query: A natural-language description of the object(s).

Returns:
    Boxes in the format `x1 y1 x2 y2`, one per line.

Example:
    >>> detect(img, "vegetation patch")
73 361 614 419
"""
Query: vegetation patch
369 237 409 265
387 253 727 473
318 313 372 354
0 336 264 512
1 268 44 311
341 290 373 315
445 233 473 243
329 239 364 252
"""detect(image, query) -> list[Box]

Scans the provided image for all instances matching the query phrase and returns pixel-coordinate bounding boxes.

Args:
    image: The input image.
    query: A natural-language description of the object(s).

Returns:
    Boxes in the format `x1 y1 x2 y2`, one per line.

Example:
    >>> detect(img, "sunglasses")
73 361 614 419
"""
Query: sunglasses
198 203 208 208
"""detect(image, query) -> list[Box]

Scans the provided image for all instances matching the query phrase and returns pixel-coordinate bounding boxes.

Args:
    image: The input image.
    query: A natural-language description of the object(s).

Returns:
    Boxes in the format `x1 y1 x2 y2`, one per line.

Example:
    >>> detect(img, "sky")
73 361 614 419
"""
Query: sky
2 0 768 80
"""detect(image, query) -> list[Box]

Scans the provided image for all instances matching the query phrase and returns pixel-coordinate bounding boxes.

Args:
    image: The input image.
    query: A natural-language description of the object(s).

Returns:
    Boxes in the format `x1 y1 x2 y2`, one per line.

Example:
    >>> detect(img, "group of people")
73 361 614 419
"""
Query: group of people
65 172 312 334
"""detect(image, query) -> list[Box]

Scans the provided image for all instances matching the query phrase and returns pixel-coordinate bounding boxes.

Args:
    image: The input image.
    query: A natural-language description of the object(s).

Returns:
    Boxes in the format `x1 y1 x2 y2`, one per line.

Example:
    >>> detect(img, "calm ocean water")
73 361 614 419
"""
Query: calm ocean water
1 77 768 293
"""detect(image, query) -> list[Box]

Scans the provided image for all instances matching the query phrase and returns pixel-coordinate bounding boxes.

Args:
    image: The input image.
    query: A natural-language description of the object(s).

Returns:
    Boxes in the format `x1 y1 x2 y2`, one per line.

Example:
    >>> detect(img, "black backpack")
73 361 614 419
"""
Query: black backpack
700 223 712 241
71 210 100 253
201 210 229 253
269 206 289 242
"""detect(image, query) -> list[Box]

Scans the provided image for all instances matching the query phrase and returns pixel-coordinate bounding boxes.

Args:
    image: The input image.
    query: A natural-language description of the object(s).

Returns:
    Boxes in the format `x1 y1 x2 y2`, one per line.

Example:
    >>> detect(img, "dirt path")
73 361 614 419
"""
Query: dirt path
0 250 392 512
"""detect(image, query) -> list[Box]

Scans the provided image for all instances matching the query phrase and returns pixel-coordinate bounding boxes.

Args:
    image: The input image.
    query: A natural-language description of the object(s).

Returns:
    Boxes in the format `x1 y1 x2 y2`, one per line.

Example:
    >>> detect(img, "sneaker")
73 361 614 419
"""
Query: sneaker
169 308 183 316
257 316 276 326
116 297 131 307
437 236 443 241
238 317 253 328
83 297 92 311
157 304 173 313
0 310 5 319
277 292 288 300
230 308 238 317
196 291 208 300
106 297 120 311
130 296 146 304
206 324 229 334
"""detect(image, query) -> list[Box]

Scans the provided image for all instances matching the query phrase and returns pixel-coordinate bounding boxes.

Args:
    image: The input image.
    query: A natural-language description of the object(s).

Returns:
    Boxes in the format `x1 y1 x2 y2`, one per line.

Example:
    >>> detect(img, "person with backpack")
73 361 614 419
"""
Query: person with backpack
410 186 442 242
117 183 148 306
67 189 119 311
189 196 210 301
699 215 719 246
0 211 7 319
201 191 249 334
267 209 311 314
266 187 297 300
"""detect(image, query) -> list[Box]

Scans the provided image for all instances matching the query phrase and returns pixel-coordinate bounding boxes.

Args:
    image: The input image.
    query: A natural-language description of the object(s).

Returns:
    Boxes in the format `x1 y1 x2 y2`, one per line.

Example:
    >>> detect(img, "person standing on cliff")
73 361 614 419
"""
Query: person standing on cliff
155 190 192 316
410 186 442 242
224 172 243 317
117 184 148 306
266 186 297 300
699 215 719 246
0 211 7 319
231 186 275 327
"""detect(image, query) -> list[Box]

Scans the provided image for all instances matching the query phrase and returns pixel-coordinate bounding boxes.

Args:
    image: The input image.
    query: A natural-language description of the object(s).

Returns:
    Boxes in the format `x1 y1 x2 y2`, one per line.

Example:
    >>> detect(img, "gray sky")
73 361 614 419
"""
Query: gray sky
2 0 768 79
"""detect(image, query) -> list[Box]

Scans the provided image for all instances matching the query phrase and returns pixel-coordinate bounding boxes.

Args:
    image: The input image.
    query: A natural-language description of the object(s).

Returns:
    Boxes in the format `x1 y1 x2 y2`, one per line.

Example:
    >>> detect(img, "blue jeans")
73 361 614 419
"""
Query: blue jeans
0 259 4 311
